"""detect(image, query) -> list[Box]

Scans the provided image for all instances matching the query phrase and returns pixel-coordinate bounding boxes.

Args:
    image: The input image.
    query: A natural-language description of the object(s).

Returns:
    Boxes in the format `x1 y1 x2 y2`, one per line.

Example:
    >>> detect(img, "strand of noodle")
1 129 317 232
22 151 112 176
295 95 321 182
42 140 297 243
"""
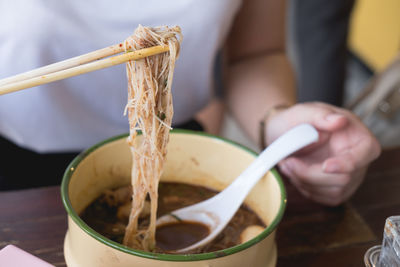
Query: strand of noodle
122 25 181 250
154 115 173 130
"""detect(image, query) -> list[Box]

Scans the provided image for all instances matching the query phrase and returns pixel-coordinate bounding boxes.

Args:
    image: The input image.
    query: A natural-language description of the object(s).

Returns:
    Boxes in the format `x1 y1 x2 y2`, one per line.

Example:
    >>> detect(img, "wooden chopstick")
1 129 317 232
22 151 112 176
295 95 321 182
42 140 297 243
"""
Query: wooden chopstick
0 45 169 95
0 43 125 87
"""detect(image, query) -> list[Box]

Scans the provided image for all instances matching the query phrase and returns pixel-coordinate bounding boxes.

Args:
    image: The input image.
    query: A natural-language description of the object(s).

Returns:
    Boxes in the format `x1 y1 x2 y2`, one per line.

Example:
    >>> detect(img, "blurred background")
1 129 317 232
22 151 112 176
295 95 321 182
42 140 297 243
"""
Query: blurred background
222 0 400 152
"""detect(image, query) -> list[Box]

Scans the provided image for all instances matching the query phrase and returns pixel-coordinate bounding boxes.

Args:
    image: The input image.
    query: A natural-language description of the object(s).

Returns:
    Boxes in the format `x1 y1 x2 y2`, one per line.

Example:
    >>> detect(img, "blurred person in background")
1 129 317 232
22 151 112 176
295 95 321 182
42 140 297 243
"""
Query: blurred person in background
288 0 355 106
0 0 380 206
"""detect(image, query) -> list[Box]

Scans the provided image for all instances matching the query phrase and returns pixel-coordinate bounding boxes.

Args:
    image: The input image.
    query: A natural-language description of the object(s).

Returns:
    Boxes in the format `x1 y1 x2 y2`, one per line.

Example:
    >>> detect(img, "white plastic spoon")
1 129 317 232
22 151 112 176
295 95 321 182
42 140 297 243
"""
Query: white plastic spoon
156 123 319 253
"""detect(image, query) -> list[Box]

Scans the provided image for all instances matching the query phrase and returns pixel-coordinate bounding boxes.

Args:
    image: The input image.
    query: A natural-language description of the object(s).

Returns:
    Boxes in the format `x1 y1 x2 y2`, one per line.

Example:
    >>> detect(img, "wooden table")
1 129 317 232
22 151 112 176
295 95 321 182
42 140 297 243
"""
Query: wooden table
1 148 399 266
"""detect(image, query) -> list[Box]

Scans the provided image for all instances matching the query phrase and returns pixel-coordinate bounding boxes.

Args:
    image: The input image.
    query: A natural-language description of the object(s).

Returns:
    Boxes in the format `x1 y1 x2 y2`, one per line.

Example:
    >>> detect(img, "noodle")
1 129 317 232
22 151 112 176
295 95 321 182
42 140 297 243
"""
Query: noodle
122 25 182 250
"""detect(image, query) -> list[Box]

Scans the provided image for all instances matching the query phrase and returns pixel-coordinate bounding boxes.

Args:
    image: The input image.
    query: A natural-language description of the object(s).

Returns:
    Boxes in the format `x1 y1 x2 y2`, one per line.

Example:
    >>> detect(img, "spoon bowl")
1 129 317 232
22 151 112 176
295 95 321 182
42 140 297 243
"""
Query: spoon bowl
156 123 319 253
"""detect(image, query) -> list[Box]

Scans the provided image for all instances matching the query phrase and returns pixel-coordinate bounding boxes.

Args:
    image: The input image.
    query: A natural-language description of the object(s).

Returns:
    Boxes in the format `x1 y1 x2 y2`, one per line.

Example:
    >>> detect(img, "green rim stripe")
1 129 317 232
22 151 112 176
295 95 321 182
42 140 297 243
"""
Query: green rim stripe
61 129 287 262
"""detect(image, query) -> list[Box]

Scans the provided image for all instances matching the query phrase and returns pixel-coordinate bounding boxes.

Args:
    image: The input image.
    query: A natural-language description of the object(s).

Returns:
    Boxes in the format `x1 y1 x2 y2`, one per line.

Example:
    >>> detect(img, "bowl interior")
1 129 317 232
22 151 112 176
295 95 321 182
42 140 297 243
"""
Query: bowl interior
62 130 286 260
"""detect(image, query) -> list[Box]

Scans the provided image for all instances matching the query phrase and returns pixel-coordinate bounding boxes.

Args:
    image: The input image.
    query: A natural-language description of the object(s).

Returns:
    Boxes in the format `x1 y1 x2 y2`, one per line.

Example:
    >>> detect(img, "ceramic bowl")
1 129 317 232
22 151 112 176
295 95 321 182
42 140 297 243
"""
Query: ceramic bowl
61 130 286 267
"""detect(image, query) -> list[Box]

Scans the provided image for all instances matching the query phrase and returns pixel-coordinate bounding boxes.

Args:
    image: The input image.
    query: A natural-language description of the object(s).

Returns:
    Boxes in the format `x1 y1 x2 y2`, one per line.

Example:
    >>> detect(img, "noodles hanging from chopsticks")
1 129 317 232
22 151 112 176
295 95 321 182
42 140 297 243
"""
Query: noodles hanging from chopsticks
122 25 182 251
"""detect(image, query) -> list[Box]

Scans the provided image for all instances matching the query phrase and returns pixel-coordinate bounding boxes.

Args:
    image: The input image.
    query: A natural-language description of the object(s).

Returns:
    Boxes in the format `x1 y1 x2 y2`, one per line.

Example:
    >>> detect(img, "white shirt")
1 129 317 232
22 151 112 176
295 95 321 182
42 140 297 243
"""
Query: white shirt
0 0 241 152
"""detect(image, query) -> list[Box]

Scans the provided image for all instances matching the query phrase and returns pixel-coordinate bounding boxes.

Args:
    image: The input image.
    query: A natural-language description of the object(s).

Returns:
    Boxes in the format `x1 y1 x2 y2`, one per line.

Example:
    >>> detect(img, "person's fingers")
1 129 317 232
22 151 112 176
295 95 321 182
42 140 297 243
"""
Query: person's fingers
297 186 349 206
267 103 348 143
289 175 342 206
289 173 356 206
322 137 381 174
284 160 367 206
322 155 356 174
289 103 348 132
313 113 348 132
281 157 351 187
295 178 363 206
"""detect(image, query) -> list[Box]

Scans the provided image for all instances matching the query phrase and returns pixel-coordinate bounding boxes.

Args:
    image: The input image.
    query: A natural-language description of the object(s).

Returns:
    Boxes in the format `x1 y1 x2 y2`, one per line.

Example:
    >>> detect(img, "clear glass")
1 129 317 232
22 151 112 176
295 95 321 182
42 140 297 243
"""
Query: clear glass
364 216 400 267
378 216 400 266
364 245 381 267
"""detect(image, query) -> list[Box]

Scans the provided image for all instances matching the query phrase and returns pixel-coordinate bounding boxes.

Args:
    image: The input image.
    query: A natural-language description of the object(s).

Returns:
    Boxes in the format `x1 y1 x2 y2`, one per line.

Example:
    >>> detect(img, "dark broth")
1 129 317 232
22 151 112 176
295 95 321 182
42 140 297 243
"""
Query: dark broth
80 182 266 254
156 221 210 251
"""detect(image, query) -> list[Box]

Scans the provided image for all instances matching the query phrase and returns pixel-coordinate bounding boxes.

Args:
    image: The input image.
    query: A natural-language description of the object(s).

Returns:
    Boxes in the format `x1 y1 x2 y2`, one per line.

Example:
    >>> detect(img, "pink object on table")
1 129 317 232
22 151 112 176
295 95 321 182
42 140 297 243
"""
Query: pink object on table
0 245 54 267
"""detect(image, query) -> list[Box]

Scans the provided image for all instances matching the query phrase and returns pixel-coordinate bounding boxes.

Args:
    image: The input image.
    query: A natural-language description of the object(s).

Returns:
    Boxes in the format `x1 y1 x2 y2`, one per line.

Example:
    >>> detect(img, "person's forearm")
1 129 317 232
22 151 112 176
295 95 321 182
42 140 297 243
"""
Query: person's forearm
226 52 296 144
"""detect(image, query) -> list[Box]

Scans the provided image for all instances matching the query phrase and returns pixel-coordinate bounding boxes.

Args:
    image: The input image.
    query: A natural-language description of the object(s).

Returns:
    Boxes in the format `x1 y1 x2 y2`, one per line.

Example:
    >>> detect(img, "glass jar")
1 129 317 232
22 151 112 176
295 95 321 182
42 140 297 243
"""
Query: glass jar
364 216 400 267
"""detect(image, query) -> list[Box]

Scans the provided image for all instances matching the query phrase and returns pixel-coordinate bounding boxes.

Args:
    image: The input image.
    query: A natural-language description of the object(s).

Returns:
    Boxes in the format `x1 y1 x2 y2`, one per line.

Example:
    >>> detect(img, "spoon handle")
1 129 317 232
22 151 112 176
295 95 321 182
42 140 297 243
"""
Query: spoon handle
212 123 319 221
166 123 319 253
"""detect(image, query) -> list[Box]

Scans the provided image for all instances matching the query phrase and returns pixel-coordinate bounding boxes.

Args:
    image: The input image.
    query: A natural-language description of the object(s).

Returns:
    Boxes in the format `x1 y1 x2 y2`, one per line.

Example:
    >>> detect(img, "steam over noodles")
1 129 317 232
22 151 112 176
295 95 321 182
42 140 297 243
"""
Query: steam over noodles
122 25 182 250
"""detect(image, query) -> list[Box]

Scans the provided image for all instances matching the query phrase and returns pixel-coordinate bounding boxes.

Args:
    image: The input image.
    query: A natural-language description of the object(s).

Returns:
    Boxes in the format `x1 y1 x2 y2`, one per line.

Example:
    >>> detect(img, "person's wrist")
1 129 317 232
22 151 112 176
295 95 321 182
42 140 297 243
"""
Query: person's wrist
259 104 290 150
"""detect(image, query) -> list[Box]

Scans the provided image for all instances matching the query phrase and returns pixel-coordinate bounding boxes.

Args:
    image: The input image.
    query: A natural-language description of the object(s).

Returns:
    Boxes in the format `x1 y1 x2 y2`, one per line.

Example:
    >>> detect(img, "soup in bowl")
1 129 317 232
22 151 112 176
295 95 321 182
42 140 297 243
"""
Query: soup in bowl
61 130 286 267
